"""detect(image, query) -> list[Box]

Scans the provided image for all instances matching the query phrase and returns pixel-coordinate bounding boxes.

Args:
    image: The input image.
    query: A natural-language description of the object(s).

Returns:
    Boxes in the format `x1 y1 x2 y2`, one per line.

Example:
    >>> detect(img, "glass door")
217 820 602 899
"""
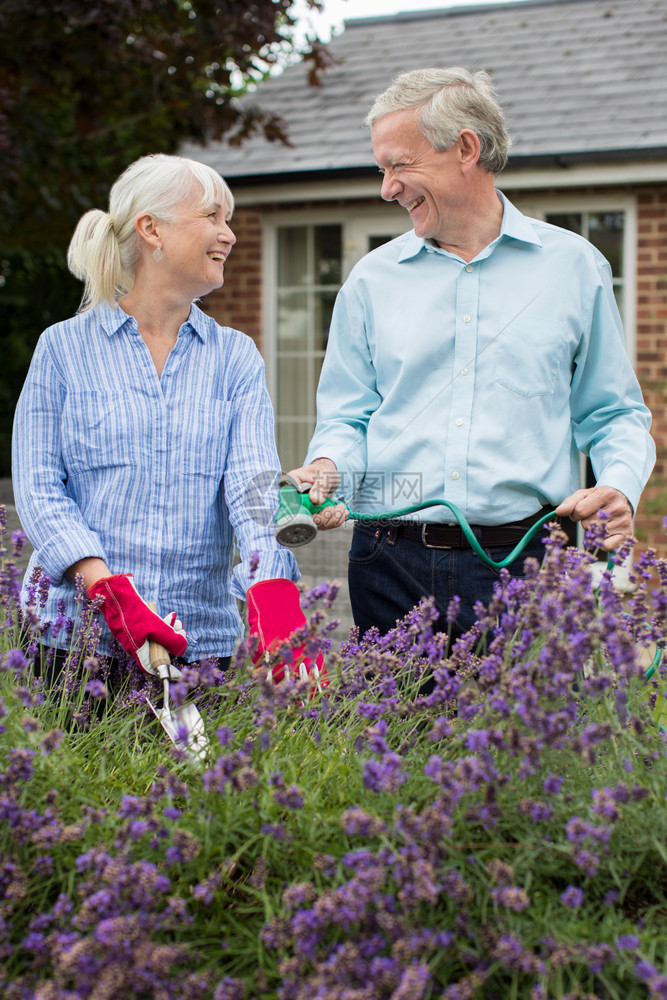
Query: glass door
272 213 406 472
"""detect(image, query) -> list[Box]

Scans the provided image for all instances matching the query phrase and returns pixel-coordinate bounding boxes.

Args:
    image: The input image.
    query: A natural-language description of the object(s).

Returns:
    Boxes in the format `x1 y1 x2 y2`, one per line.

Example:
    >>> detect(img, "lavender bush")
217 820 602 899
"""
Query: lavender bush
1 505 666 1000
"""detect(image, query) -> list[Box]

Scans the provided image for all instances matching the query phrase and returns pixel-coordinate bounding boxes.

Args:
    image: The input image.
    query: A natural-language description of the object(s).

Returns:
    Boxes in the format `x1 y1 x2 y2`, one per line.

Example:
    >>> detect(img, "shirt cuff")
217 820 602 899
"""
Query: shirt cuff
231 549 300 602
597 467 645 515
37 529 107 587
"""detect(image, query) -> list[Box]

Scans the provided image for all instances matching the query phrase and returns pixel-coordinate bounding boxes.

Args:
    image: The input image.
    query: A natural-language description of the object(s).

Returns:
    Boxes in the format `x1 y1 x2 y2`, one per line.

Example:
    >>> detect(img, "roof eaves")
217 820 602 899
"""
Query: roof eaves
221 165 375 187
508 146 667 168
223 146 667 188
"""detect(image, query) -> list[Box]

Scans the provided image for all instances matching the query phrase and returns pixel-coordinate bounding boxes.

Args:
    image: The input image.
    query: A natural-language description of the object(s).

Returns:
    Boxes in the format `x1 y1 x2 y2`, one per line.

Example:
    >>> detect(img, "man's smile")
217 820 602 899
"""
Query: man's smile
405 196 426 213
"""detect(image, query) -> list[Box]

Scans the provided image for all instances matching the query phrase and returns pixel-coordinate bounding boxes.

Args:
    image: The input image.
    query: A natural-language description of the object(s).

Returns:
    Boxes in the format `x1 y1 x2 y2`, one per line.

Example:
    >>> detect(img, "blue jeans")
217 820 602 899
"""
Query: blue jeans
348 521 545 639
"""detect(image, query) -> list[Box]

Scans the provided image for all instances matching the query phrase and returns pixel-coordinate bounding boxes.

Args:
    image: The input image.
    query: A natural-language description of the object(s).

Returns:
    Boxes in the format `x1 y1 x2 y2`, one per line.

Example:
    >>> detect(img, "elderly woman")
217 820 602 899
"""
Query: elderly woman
12 153 317 682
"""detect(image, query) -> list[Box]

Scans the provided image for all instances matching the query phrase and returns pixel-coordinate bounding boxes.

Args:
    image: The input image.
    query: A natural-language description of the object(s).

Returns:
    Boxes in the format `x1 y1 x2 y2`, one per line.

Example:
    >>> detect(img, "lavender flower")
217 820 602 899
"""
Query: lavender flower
617 934 640 950
272 784 305 810
560 885 584 909
362 752 408 793
85 678 108 700
490 886 530 911
249 550 261 579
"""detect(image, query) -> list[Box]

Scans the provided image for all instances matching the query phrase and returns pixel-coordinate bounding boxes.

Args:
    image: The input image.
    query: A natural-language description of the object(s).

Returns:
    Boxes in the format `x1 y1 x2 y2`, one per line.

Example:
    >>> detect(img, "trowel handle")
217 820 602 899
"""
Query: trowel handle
147 600 172 671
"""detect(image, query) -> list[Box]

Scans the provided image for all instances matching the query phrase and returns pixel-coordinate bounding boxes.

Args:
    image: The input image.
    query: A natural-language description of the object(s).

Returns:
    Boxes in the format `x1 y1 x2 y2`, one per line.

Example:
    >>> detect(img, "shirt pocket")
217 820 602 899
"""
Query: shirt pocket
62 390 141 475
493 317 568 398
175 398 232 479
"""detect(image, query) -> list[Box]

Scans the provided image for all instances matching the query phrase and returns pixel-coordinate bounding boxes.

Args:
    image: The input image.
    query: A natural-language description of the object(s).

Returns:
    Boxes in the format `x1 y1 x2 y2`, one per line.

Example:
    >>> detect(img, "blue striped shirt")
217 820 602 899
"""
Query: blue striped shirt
12 301 298 659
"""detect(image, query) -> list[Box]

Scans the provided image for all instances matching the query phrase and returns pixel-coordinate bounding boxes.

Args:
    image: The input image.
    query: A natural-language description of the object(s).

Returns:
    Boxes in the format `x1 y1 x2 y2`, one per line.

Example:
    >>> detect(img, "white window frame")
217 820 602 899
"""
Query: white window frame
262 206 407 407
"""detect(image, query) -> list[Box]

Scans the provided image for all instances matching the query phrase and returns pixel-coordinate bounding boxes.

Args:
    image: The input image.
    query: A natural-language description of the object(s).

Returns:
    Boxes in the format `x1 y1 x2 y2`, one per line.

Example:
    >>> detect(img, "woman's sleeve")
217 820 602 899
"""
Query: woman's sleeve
11 333 107 585
220 339 299 599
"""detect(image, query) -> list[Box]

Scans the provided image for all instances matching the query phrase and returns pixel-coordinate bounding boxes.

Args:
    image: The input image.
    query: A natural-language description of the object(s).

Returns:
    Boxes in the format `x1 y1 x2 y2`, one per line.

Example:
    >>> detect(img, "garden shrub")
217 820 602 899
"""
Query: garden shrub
0 508 666 999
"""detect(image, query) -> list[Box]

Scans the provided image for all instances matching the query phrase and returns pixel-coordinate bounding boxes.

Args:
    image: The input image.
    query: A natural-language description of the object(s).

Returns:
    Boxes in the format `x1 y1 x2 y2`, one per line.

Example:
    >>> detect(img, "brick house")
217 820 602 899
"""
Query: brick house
184 0 667 553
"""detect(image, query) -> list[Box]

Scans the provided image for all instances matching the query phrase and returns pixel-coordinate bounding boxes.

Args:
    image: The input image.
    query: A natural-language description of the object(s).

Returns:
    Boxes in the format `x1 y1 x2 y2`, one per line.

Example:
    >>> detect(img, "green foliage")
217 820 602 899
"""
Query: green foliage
0 251 82 472
0 0 328 248
0 0 328 474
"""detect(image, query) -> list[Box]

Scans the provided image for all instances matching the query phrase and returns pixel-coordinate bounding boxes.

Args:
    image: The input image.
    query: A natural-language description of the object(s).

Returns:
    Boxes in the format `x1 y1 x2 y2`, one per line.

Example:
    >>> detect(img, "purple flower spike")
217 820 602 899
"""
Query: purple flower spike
560 885 584 909
617 934 640 950
85 679 108 700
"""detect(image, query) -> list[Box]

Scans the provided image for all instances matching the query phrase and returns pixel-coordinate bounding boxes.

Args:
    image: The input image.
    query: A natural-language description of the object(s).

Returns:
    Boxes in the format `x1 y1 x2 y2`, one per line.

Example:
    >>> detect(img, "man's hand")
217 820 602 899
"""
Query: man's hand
287 457 348 531
556 485 634 551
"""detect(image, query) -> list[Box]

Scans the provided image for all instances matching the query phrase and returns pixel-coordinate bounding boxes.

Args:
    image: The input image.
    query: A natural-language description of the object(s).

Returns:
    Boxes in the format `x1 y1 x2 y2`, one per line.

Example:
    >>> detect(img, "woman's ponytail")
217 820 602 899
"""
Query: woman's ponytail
67 209 123 311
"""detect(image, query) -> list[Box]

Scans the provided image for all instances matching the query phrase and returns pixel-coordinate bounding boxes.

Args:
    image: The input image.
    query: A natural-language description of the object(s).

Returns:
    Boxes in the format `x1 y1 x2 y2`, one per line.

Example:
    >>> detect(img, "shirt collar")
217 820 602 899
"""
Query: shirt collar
98 299 209 342
495 190 543 247
397 189 543 262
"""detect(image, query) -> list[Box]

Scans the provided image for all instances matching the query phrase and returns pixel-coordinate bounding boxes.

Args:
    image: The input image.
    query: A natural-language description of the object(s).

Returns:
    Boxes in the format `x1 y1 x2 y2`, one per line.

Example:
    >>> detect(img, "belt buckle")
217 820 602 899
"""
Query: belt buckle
421 523 452 549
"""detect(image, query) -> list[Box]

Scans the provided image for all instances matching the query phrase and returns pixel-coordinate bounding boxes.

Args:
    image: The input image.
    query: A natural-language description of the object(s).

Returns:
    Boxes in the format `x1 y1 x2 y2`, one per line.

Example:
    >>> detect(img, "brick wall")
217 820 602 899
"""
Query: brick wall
204 207 264 348
635 186 667 555
201 186 667 555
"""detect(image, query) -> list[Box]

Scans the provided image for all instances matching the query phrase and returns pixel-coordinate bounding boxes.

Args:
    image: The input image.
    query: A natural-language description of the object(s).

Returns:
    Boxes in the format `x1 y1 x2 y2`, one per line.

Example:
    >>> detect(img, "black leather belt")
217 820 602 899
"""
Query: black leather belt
362 507 555 550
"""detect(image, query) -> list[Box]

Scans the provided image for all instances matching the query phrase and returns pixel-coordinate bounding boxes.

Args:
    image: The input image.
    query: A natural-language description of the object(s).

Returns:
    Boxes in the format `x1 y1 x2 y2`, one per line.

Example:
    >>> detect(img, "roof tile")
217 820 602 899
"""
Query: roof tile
182 0 667 179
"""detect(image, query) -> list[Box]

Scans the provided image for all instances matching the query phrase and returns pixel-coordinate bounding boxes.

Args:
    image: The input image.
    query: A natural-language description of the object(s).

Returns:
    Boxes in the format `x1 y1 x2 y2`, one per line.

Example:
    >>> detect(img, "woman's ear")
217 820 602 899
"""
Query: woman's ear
134 212 159 250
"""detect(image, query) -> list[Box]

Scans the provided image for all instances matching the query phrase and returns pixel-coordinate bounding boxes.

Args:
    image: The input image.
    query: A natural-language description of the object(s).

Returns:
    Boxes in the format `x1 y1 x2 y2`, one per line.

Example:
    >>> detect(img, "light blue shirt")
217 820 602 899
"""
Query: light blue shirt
12 301 298 659
306 192 655 524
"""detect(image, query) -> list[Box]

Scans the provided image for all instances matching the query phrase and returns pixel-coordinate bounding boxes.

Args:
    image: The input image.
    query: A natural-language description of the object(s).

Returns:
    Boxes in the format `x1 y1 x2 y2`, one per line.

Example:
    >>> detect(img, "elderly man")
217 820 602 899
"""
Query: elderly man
289 67 655 639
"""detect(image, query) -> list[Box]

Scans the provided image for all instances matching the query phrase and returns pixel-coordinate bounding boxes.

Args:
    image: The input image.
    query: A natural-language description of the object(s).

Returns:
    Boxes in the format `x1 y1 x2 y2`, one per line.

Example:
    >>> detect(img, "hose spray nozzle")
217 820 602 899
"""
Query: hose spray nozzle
274 474 338 548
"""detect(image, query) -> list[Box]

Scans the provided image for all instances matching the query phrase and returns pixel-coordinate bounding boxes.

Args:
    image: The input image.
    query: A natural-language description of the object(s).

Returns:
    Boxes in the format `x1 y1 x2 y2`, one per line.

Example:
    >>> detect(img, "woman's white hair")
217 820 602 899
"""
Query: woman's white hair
365 67 511 175
67 154 234 311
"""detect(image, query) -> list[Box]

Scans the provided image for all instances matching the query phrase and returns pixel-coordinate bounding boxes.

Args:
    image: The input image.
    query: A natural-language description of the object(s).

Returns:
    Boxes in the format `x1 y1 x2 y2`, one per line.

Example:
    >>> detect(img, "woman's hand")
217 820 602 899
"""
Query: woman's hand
246 578 328 693
83 570 187 672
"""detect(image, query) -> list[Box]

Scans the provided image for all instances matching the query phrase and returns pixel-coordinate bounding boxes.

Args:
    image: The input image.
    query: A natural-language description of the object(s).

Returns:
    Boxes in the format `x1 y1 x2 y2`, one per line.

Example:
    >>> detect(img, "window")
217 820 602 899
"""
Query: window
273 224 341 472
269 214 406 472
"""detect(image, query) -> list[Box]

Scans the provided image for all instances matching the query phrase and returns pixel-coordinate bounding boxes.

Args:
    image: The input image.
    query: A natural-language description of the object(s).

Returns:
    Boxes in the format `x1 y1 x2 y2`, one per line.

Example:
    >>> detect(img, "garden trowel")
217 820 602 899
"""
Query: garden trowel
145 602 209 761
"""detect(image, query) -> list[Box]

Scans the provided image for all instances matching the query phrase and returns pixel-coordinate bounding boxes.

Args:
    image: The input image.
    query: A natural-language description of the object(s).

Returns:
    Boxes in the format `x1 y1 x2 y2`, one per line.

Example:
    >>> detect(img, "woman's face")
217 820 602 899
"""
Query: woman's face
156 187 236 299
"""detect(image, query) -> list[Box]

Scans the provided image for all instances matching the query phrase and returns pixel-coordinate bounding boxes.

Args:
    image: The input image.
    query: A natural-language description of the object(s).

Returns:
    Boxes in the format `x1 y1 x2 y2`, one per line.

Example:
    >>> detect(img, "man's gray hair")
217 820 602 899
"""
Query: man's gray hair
365 67 511 175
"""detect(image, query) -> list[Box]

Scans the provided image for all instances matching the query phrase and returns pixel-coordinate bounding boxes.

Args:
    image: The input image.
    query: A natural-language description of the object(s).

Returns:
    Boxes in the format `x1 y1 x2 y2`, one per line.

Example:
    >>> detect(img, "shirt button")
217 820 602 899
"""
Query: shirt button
455 418 463 426
164 370 172 376
463 314 471 323
451 471 460 480
461 367 469 375
466 265 473 272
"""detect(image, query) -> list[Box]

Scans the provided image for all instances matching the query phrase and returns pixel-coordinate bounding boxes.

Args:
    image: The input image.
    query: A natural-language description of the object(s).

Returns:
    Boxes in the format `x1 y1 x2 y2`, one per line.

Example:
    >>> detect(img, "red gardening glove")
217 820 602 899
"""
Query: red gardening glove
86 573 187 675
247 578 328 693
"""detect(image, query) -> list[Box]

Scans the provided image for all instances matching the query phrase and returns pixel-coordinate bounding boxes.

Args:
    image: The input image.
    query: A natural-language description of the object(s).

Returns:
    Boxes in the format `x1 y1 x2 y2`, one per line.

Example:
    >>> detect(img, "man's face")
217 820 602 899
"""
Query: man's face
371 108 464 247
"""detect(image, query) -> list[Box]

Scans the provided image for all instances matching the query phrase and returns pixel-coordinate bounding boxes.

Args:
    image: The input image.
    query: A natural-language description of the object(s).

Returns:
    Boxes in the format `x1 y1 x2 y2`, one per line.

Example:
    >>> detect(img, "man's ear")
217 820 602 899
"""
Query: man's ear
458 128 481 172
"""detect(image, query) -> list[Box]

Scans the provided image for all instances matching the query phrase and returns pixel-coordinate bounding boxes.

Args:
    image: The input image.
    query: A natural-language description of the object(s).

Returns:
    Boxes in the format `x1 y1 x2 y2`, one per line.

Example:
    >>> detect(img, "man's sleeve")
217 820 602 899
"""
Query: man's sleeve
305 281 380 499
570 260 656 511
